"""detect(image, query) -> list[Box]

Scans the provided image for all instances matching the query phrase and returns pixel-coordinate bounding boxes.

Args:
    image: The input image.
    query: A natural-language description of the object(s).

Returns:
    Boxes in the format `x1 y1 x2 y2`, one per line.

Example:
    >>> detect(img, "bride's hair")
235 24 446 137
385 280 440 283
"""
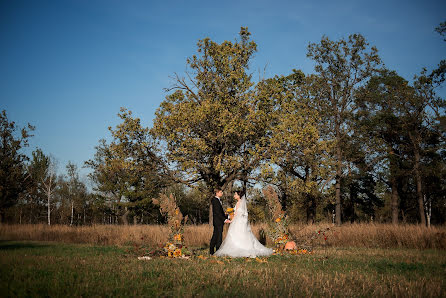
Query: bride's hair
234 190 245 198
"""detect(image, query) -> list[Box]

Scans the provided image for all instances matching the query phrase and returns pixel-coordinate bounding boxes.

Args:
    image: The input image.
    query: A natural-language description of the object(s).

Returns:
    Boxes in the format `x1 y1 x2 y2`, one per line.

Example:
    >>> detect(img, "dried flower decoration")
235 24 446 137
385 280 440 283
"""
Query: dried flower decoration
152 193 190 258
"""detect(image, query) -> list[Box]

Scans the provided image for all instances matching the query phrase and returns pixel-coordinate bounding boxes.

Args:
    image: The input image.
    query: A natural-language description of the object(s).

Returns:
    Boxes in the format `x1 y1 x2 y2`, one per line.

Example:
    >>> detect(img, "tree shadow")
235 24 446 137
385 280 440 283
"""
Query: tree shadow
0 240 49 250
259 228 267 245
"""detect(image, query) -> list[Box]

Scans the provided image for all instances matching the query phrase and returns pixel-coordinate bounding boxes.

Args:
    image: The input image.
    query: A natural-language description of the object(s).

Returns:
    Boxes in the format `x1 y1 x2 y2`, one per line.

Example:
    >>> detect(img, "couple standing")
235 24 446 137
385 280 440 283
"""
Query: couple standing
209 188 273 257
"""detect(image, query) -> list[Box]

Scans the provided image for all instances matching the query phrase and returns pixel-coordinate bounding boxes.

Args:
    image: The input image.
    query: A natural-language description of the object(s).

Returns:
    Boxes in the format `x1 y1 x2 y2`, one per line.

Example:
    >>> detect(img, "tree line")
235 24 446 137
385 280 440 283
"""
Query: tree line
1 24 445 226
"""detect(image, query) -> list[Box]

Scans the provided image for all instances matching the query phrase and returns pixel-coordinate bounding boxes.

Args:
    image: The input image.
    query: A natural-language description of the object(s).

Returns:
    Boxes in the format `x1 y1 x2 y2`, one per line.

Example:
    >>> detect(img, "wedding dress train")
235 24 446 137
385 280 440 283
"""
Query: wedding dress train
214 197 273 258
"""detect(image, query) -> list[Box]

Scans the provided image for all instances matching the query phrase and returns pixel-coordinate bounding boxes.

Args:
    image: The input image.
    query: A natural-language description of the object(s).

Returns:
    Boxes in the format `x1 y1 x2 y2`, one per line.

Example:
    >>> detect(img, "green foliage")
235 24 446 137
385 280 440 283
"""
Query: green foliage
0 110 34 222
356 69 445 224
22 149 57 223
152 27 272 192
258 70 335 223
430 21 446 85
86 108 168 224
171 183 210 224
307 34 383 224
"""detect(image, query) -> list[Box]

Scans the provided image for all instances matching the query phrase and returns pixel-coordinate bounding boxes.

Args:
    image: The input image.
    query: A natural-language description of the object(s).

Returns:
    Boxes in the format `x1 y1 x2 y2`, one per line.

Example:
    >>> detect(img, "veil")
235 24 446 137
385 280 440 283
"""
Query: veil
233 197 248 221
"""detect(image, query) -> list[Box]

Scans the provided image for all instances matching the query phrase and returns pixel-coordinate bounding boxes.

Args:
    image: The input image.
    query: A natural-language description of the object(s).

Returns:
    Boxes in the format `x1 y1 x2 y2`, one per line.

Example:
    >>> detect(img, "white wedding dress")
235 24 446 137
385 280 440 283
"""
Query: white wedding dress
214 197 273 258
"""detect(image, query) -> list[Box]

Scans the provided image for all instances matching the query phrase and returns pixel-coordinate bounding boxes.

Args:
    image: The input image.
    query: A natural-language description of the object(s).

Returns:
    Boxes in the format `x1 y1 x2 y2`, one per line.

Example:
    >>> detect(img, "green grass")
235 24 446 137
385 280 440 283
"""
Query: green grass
1 241 445 297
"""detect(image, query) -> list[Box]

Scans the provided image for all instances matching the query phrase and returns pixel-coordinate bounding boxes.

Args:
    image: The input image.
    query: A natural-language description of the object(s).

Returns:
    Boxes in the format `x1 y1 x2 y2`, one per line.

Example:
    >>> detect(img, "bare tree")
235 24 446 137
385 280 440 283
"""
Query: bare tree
42 157 57 225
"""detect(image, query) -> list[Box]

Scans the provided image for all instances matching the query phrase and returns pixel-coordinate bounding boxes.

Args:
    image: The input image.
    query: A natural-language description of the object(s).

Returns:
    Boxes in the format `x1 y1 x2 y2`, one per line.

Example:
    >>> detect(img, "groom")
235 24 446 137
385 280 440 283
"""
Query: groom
209 188 230 255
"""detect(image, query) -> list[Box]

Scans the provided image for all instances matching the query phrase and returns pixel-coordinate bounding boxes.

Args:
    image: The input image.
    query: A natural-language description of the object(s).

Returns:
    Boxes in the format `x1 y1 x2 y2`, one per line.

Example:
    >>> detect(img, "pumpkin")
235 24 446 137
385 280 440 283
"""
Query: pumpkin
284 241 297 250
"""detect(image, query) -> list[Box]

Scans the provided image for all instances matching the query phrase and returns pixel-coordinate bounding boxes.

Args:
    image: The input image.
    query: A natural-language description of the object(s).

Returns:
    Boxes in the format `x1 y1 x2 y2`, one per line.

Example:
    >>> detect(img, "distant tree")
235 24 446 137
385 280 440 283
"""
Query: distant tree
85 138 122 222
64 162 87 226
358 69 445 225
27 149 58 225
86 108 168 224
0 110 34 223
41 155 57 225
172 183 209 224
307 34 382 225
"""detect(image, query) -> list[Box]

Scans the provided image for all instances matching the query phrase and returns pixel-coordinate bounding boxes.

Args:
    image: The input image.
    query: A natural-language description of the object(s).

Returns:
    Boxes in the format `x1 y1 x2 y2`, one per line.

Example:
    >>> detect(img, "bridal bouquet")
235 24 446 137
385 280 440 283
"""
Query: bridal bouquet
152 194 190 258
226 207 234 220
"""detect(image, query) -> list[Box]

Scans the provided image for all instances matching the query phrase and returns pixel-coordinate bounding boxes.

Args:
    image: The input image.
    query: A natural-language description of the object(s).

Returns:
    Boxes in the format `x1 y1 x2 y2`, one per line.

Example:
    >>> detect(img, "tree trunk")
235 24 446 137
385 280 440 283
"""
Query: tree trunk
335 140 342 226
389 148 399 225
70 201 74 226
44 176 53 226
306 194 315 224
47 192 51 226
390 176 399 225
348 184 356 223
426 195 431 228
414 159 426 226
208 186 214 226
411 133 426 226
122 207 129 225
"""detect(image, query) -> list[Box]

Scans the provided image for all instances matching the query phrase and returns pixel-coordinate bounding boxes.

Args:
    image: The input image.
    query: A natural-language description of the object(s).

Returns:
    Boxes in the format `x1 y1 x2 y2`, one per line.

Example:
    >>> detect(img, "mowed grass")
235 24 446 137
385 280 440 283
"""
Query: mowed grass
1 240 445 297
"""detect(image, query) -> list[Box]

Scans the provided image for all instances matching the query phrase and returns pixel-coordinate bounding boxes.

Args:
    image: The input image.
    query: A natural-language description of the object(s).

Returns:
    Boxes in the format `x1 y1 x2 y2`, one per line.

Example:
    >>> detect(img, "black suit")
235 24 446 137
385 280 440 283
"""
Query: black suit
209 196 227 255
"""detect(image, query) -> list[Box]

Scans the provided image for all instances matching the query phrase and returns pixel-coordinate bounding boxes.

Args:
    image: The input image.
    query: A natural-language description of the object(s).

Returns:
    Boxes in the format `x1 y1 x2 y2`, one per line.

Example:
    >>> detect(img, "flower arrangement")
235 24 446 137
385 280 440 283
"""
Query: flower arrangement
226 207 234 220
289 248 311 255
262 185 292 252
152 193 190 258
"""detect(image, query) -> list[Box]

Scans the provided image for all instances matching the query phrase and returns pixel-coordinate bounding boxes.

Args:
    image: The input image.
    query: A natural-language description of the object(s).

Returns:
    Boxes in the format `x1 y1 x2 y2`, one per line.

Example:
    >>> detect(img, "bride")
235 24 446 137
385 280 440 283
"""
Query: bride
214 190 273 258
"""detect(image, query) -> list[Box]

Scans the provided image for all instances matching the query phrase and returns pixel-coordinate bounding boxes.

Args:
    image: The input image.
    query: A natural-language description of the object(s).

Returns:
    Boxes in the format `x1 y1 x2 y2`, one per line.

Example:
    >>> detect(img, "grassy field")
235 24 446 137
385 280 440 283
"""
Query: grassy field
1 240 445 297
1 224 445 297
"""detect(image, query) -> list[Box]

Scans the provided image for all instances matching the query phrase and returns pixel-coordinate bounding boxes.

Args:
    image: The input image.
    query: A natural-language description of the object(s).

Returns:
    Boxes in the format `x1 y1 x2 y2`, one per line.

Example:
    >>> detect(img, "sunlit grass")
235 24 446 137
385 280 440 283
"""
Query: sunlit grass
1 240 445 297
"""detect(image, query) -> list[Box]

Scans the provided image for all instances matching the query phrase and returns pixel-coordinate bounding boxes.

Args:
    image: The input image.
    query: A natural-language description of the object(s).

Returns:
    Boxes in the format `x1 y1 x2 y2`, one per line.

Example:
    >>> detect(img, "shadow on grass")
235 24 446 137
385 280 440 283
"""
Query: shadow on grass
0 240 49 251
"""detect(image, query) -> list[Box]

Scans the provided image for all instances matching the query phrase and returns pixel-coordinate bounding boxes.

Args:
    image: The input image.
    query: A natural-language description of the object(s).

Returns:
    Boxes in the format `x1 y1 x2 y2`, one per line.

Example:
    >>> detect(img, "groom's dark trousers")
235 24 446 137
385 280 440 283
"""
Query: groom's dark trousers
210 196 226 255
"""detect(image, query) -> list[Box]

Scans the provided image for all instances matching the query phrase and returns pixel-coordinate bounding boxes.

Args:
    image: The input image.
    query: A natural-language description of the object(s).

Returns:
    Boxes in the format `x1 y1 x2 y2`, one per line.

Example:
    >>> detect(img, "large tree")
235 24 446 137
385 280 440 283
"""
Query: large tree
356 70 411 224
259 70 334 223
357 69 445 225
307 34 382 225
152 28 272 194
0 110 34 223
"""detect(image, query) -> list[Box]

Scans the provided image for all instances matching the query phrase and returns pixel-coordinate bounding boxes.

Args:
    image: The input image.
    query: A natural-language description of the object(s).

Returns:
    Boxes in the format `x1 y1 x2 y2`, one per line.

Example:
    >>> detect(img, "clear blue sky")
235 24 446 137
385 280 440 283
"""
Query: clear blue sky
1 0 445 181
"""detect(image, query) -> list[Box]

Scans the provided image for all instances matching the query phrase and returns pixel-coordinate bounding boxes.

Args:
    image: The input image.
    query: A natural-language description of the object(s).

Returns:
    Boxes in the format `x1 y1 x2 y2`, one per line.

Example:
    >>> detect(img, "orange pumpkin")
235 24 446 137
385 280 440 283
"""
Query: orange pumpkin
284 241 297 250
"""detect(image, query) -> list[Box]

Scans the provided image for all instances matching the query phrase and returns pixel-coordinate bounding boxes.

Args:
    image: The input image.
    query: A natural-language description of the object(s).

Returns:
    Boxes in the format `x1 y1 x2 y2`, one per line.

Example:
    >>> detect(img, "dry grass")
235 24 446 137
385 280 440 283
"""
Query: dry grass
1 241 445 297
288 223 446 250
1 223 445 249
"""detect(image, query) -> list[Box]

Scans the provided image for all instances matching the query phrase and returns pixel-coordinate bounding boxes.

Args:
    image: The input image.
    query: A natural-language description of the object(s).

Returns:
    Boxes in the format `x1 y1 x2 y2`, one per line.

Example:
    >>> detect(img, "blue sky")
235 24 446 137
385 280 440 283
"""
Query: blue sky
1 0 445 181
